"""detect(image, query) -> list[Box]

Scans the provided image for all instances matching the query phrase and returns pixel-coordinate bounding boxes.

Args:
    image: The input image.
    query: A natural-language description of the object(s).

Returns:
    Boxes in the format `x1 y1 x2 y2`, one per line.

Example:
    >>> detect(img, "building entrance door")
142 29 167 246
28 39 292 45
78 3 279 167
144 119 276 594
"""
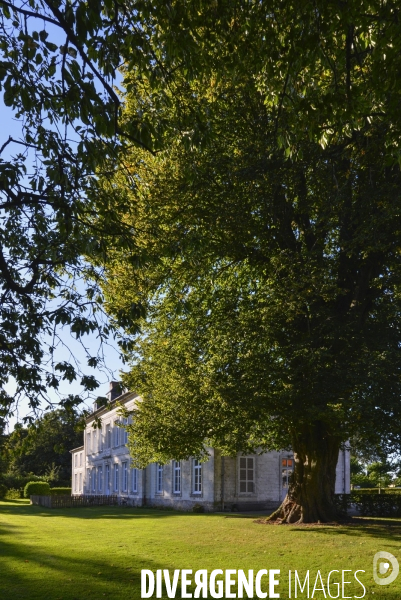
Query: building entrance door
281 457 294 501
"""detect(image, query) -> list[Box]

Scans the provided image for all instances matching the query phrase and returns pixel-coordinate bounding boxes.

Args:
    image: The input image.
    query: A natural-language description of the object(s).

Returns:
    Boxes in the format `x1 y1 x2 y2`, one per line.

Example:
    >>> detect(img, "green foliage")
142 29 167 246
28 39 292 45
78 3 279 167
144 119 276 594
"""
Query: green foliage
4 487 23 500
49 487 72 496
351 457 395 488
0 482 6 498
104 76 401 468
351 474 377 489
3 409 82 482
1 0 401 421
24 481 50 498
350 457 364 476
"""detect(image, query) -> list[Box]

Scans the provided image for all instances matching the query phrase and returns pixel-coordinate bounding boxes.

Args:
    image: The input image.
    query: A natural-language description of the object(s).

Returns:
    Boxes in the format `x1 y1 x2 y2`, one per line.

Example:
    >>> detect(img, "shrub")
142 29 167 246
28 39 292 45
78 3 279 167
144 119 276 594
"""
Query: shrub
5 488 23 500
24 481 50 498
50 487 72 496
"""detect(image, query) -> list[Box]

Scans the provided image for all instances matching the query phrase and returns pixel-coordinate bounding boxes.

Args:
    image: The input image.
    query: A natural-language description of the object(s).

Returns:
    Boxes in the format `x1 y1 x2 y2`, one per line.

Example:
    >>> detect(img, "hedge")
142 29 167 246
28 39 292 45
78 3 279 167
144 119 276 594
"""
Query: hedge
24 481 50 498
351 492 401 517
351 487 401 495
50 487 72 496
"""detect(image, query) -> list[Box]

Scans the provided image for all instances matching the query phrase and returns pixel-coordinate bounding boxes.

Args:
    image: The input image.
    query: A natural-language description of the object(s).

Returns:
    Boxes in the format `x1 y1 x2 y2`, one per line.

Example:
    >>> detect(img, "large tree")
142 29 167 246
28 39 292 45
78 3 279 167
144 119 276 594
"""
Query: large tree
101 3 401 522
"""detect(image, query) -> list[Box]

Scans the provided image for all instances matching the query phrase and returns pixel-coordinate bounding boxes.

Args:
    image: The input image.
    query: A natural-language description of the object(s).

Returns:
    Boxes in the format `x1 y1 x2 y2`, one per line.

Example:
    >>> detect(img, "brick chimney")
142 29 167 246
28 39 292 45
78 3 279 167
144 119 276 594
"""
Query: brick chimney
107 381 122 402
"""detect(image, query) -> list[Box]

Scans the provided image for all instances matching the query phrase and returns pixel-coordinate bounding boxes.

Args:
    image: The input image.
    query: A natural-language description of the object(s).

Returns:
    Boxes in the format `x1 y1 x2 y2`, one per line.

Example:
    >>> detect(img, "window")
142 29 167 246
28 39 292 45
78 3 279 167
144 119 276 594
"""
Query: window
114 421 119 447
86 468 91 491
86 431 91 454
131 468 138 493
106 424 111 449
282 458 294 490
98 428 103 452
123 417 129 445
105 464 110 494
93 429 97 453
239 457 254 493
156 463 163 494
74 473 77 493
173 461 181 494
91 468 96 492
74 454 77 467
97 466 103 493
122 462 128 492
79 472 82 493
113 463 119 492
79 452 83 467
193 460 202 494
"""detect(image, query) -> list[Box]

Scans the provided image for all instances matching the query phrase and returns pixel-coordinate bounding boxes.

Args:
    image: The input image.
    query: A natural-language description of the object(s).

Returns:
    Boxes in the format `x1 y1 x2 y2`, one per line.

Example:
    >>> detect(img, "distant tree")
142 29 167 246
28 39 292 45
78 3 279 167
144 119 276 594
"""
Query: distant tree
350 457 394 488
5 408 83 482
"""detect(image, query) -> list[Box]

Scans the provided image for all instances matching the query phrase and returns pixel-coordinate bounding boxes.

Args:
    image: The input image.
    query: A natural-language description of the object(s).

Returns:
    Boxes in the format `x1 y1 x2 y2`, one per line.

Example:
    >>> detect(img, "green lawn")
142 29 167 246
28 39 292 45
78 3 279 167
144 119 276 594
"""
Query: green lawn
1 500 401 599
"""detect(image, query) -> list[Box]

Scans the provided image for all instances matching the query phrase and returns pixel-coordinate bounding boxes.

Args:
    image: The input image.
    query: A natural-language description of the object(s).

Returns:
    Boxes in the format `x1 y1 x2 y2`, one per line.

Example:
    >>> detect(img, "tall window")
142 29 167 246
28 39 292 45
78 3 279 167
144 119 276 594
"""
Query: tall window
131 468 138 493
239 457 254 493
79 472 82 493
282 458 294 490
123 417 129 445
122 462 128 492
114 421 119 447
74 473 77 493
79 452 83 467
105 464 110 494
97 466 103 493
74 454 77 467
113 463 119 492
86 468 91 491
106 424 111 449
173 461 181 494
156 463 163 494
193 460 202 494
93 429 97 453
91 468 96 492
86 431 91 454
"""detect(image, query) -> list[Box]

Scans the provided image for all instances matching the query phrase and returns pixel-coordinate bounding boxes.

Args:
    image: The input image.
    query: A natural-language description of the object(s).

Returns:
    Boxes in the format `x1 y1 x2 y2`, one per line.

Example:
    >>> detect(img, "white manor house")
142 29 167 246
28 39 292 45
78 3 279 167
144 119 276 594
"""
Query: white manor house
71 382 350 512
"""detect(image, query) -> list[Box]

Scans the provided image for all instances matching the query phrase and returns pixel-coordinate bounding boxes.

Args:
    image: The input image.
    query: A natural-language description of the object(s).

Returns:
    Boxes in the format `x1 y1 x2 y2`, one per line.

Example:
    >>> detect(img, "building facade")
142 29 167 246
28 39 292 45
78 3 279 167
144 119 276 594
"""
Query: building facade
71 383 350 512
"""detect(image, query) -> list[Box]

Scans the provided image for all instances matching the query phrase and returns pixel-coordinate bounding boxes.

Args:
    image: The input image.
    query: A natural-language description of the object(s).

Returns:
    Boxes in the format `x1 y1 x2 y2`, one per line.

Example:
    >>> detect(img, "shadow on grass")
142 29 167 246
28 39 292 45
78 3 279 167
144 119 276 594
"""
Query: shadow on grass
287 517 401 547
0 532 165 600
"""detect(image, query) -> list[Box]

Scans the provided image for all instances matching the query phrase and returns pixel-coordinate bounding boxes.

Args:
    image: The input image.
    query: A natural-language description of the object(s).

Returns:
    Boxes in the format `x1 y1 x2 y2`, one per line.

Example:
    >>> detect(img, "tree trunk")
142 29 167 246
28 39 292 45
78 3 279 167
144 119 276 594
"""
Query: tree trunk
268 423 342 524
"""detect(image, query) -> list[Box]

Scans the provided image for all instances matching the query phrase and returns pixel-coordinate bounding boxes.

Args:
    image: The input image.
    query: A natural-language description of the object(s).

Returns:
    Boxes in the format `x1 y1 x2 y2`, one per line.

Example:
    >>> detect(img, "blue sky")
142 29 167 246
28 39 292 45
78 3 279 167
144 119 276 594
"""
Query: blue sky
0 97 125 431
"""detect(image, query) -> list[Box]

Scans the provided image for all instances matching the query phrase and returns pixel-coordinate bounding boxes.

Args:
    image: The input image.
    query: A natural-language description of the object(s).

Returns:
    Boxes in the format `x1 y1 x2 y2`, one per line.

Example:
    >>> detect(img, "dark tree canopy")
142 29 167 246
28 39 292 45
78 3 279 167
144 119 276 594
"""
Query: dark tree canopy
99 3 401 522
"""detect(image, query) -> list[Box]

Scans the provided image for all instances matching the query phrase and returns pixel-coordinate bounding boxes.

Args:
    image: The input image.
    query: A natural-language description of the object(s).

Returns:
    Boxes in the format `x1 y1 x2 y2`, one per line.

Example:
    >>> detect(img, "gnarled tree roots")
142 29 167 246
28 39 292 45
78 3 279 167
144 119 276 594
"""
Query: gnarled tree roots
266 495 340 525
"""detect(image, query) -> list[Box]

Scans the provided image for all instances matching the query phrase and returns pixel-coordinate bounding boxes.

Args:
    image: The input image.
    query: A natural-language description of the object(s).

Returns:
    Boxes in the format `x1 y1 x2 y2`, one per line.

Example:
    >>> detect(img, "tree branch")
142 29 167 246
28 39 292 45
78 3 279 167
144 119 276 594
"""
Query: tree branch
0 0 60 26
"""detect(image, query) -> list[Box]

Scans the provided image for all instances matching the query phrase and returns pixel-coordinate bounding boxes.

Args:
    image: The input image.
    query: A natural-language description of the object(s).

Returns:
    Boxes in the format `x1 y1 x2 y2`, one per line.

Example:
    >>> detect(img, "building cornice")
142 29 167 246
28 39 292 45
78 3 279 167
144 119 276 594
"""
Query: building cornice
70 446 84 453
85 391 139 425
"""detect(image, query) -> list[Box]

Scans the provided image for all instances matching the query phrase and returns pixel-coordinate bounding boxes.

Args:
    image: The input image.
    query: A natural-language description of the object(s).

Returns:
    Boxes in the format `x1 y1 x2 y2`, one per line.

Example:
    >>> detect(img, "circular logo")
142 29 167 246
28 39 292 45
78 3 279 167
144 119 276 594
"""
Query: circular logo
373 552 399 586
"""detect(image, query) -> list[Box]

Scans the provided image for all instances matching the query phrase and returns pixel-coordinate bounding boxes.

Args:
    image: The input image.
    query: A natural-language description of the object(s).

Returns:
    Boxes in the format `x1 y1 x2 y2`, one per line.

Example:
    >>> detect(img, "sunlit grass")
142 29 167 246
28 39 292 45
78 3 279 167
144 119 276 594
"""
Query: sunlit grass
0 500 400 599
